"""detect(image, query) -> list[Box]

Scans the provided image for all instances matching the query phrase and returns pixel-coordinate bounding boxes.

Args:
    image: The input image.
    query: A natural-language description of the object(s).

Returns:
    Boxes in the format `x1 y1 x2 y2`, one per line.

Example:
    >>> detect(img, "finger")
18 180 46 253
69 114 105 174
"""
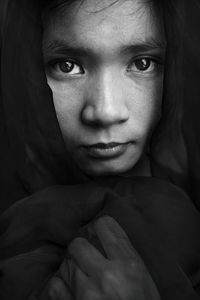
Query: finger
56 258 70 286
67 237 107 277
68 260 99 300
47 276 73 300
93 216 139 260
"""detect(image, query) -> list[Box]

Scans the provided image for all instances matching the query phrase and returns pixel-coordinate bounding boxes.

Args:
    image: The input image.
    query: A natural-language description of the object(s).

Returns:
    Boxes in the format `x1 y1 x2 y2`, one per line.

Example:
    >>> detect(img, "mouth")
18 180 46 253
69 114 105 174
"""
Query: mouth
81 142 132 159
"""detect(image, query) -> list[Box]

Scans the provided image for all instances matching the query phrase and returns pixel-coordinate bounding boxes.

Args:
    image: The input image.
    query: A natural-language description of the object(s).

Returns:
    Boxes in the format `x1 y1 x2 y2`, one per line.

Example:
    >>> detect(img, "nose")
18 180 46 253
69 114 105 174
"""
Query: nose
81 69 129 127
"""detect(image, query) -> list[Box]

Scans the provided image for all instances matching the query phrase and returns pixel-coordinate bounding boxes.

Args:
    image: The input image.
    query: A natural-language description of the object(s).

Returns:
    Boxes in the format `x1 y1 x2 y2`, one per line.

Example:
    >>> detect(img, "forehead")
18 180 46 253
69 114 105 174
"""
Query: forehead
43 0 165 53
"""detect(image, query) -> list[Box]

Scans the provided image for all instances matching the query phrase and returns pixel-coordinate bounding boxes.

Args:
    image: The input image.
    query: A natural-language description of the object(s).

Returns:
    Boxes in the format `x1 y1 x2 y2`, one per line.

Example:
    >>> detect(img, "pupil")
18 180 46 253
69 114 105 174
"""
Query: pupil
59 61 74 72
135 58 150 71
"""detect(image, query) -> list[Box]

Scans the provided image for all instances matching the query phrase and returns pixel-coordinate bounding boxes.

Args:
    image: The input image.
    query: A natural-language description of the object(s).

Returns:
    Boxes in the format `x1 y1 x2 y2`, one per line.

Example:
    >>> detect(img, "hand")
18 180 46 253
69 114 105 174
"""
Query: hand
36 275 73 300
61 216 161 300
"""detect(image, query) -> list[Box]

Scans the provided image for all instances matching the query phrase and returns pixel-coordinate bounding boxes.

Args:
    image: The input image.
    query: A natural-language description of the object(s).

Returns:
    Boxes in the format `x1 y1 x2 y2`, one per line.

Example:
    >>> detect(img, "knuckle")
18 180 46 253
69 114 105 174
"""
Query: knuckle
101 270 121 295
102 268 118 284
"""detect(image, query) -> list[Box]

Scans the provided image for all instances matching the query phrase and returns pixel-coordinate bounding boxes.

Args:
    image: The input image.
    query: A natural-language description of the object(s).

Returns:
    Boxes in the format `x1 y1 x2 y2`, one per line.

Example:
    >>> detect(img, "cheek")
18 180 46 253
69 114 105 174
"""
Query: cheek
149 77 163 124
48 80 83 141
128 78 163 136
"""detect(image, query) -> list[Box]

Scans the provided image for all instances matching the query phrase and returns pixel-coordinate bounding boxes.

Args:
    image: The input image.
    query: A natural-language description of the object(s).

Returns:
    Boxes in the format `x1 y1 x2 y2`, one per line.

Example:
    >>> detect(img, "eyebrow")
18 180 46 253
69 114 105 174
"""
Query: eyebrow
120 39 166 55
43 39 93 57
43 38 166 57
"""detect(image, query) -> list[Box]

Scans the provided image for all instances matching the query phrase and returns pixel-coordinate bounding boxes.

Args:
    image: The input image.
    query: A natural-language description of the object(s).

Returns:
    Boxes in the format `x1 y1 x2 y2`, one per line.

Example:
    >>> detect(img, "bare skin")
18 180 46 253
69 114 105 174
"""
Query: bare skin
41 0 165 298
43 0 165 177
45 217 161 300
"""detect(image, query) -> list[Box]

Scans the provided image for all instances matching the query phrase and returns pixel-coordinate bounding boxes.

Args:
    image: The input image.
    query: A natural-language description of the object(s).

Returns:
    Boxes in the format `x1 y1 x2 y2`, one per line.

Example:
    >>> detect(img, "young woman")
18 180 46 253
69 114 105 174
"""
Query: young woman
0 0 200 299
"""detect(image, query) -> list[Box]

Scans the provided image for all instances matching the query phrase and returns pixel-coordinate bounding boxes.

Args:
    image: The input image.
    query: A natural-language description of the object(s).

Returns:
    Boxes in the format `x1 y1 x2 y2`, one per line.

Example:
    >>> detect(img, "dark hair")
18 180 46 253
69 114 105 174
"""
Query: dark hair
42 0 185 185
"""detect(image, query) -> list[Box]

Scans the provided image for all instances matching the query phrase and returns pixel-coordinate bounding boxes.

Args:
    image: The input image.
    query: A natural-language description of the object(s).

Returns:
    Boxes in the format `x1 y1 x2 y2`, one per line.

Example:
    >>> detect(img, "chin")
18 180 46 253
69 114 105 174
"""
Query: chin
79 158 138 177
74 144 144 177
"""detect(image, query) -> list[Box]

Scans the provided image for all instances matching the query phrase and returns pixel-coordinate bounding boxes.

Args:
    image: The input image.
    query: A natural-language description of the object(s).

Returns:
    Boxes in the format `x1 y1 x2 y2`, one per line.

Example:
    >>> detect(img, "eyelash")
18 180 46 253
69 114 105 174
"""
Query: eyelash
46 56 162 78
47 59 84 76
127 57 162 74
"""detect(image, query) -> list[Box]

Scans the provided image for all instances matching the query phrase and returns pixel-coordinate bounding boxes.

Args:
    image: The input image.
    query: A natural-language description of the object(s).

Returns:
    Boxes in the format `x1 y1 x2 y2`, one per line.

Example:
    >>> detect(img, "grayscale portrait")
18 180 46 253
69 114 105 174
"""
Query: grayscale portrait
0 0 200 299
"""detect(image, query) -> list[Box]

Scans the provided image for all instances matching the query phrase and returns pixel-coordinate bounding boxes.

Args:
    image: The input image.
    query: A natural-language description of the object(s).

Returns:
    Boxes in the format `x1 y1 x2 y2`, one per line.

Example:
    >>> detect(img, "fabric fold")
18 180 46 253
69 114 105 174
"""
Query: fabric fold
0 177 200 300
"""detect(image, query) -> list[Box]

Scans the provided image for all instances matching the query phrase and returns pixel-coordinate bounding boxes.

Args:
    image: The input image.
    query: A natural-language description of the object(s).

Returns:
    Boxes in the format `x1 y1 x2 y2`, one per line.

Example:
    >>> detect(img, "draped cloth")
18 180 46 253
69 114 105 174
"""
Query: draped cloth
0 0 200 299
0 177 200 300
151 0 200 209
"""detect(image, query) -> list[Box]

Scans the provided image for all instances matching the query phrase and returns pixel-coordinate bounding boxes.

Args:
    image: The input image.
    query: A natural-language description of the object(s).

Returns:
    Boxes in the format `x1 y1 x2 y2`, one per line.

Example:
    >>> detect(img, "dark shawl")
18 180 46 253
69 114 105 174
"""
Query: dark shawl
0 0 200 299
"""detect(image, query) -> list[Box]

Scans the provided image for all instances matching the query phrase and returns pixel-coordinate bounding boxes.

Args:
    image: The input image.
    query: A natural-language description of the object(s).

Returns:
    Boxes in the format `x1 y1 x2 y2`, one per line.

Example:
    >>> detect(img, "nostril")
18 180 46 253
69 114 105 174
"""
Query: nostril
81 104 100 125
81 103 129 127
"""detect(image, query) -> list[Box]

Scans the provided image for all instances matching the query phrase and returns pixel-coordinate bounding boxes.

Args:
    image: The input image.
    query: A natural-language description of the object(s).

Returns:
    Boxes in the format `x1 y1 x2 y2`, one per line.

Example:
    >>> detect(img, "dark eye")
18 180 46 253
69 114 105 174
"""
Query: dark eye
127 58 158 73
51 60 84 75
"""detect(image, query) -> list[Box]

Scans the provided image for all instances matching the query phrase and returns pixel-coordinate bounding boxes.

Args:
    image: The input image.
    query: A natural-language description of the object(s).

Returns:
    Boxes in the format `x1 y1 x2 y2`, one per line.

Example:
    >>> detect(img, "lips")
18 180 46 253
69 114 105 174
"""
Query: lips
81 142 131 159
87 142 124 149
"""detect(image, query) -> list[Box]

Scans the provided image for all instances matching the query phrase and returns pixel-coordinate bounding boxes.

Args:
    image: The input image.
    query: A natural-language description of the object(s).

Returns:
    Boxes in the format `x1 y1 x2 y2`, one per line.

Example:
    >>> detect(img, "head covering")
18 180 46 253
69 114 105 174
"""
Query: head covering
1 0 200 207
0 1 200 300
0 0 200 205
1 177 200 300
1 0 89 196
0 0 91 212
151 0 200 210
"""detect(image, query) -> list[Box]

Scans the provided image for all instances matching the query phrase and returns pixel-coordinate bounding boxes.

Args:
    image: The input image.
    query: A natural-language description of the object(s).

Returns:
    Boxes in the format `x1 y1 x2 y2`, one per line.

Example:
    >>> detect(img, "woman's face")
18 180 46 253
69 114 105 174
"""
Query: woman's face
43 0 165 176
